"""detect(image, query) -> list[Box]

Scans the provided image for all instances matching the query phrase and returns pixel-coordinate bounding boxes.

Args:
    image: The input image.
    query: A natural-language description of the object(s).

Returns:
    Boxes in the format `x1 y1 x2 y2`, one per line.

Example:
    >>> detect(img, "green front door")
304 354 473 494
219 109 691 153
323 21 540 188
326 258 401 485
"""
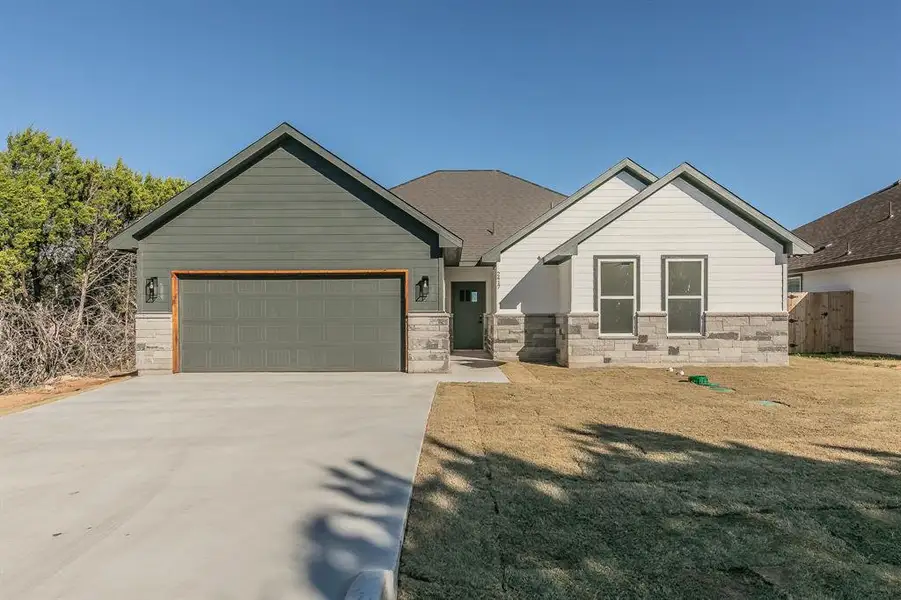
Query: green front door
452 281 486 350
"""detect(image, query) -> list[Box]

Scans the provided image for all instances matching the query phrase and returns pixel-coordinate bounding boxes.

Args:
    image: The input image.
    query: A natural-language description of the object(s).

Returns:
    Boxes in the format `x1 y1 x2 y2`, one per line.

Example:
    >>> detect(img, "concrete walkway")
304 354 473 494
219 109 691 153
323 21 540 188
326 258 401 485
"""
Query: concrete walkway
0 362 505 600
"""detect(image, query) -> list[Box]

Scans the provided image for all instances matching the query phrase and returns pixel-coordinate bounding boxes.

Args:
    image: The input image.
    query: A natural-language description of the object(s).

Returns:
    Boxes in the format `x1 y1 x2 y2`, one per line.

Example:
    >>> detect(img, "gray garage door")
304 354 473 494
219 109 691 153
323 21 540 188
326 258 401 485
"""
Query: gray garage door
178 276 403 372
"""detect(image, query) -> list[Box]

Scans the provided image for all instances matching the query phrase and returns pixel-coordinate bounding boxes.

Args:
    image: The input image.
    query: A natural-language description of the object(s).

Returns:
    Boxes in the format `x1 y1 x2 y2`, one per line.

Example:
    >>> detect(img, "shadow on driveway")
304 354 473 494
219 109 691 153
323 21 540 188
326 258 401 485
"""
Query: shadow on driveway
299 459 412 599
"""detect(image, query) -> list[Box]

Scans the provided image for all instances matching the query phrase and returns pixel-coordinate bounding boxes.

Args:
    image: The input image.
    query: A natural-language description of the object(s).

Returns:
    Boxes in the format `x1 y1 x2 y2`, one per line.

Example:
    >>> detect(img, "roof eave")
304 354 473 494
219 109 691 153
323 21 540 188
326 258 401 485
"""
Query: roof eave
789 252 901 274
677 164 813 255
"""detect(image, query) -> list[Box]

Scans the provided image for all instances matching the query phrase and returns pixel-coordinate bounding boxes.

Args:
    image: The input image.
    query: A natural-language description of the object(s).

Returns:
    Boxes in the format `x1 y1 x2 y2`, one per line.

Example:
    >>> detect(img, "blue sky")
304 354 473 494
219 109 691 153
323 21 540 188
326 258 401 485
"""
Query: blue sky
1 0 898 227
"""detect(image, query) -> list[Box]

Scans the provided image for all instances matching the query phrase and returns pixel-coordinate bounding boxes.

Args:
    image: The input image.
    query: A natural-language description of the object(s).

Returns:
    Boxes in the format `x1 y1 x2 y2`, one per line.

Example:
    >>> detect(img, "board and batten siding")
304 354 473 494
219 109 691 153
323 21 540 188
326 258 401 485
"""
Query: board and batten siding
137 141 441 313
497 172 646 313
800 259 901 355
570 179 785 313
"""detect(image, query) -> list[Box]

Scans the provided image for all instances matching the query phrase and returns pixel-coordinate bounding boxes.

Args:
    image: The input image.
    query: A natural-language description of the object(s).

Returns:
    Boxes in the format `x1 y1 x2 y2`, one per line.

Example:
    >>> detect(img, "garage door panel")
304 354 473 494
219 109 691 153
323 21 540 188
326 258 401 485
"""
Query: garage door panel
325 322 354 343
264 279 296 294
208 298 237 319
296 298 324 317
352 279 381 294
325 279 354 294
236 279 265 294
180 295 208 319
209 280 236 294
182 325 211 345
265 298 298 319
179 275 402 372
296 279 325 294
237 298 265 318
180 347 208 371
325 298 354 318
378 297 400 317
298 324 324 342
354 325 379 342
352 297 381 318
264 348 294 369
209 347 237 369
180 279 208 294
264 325 298 343
238 325 265 344
209 324 237 344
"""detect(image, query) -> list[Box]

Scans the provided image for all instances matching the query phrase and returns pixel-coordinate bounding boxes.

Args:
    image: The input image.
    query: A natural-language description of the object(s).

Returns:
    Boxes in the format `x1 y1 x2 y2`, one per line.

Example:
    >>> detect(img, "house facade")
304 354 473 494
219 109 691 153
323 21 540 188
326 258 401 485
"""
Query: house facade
110 123 811 374
789 180 901 355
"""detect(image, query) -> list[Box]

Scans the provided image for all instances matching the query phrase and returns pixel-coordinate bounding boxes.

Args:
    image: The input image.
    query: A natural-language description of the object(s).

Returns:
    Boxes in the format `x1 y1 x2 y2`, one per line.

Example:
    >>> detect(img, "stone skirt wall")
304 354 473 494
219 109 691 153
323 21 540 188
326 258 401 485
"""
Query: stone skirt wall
136 313 173 374
557 311 789 367
407 312 450 373
485 314 557 362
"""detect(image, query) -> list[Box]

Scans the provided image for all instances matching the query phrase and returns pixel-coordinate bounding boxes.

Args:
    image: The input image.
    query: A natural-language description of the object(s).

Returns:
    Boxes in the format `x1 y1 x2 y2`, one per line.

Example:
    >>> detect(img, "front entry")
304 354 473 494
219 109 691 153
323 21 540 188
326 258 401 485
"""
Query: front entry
451 281 486 350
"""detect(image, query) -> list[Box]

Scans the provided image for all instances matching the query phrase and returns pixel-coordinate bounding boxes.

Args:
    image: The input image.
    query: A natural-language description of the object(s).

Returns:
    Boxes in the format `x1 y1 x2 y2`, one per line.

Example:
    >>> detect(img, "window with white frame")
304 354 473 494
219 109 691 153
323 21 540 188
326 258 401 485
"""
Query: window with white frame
597 258 638 335
787 275 802 293
664 257 706 334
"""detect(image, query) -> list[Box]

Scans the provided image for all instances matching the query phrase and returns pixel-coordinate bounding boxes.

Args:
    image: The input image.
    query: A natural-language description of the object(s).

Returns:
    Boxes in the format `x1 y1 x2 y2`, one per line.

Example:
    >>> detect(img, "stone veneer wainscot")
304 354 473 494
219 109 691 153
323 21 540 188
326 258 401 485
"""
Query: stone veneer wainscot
483 314 557 362
136 313 173 374
555 311 789 367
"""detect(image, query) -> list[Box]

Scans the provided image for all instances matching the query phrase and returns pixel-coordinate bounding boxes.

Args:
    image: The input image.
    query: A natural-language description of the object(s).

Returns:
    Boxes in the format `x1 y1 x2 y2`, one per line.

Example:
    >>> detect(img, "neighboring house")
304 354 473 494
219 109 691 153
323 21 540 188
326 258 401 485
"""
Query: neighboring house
789 180 901 355
109 123 811 374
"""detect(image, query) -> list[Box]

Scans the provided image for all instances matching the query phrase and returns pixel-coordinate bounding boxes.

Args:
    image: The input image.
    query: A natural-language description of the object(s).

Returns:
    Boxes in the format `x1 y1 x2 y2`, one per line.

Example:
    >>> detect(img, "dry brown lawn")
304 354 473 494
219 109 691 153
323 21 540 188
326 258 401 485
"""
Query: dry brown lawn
399 357 901 599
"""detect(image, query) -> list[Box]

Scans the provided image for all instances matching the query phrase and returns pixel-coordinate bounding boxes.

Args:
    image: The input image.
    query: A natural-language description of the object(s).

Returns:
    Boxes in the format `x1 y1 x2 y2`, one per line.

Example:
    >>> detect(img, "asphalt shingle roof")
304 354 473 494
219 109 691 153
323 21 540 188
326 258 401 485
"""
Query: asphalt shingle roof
790 180 901 272
392 170 565 264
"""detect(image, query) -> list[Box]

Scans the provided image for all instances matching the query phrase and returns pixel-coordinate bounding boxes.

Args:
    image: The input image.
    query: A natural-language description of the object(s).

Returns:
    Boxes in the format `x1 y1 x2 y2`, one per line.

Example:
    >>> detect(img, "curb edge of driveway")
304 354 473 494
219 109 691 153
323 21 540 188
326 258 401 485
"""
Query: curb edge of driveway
345 569 396 600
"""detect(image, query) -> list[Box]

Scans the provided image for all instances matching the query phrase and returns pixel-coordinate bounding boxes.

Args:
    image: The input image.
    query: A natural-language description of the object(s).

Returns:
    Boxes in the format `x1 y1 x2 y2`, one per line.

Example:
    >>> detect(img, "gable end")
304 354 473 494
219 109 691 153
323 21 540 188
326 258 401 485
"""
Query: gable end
109 123 462 251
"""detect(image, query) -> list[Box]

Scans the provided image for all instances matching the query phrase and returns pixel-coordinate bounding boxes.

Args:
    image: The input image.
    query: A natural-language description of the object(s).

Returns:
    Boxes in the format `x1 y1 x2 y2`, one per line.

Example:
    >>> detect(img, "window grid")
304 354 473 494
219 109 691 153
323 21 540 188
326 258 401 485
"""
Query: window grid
598 258 638 336
665 258 706 335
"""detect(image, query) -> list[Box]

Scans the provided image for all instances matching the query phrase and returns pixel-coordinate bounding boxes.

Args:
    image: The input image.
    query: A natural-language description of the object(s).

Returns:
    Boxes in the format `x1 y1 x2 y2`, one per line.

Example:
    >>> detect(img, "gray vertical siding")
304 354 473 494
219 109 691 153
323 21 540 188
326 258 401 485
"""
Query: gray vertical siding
137 140 442 313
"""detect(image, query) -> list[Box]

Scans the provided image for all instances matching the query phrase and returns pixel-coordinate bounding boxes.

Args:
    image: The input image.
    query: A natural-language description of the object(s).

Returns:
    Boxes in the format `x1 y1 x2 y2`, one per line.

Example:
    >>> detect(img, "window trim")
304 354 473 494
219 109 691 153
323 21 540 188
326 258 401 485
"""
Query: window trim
594 255 640 336
787 274 803 293
661 255 708 336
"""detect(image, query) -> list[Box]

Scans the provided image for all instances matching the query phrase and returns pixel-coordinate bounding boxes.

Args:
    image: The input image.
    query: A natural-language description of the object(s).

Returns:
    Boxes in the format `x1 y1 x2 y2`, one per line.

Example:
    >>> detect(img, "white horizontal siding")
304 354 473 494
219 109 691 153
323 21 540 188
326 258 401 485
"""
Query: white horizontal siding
571 180 784 313
801 259 901 355
497 173 645 313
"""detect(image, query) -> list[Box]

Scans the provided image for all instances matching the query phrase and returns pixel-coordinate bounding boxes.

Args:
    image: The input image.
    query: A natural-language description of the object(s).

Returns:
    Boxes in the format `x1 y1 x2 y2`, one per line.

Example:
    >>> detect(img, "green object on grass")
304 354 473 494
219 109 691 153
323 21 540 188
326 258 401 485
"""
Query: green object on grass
687 374 734 393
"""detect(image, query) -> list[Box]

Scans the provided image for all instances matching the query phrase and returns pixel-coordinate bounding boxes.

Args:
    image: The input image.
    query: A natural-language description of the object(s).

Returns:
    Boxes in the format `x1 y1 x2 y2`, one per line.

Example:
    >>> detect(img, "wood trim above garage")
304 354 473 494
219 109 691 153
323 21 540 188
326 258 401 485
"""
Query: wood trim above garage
169 269 409 374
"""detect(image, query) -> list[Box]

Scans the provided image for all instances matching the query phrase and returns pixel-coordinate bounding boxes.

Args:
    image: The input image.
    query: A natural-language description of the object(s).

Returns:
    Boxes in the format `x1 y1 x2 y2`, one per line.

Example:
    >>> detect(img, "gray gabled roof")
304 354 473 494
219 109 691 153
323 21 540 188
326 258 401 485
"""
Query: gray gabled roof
108 122 463 251
542 162 814 264
392 169 565 265
479 158 656 264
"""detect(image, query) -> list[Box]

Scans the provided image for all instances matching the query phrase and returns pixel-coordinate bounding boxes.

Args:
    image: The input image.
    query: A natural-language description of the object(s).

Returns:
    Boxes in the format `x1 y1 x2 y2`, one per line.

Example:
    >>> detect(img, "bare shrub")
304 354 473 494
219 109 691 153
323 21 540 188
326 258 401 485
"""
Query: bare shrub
0 300 134 394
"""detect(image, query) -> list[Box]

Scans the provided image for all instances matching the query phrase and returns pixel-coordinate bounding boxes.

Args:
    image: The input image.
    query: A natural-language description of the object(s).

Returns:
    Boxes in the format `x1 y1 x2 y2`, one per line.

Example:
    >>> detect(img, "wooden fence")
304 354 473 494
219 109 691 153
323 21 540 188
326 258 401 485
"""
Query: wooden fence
787 291 853 354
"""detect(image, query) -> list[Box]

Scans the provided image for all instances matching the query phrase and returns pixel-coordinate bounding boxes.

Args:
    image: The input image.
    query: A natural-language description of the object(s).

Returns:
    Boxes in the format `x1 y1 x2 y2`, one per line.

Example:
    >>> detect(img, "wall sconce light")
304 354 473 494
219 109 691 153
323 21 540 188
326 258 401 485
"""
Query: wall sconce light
416 275 430 301
145 277 159 303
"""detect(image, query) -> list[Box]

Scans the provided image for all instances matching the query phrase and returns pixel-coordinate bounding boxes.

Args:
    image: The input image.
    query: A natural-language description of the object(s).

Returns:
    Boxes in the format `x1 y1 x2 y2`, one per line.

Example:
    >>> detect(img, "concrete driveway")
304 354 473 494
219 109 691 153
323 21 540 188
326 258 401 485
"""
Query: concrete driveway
0 372 455 600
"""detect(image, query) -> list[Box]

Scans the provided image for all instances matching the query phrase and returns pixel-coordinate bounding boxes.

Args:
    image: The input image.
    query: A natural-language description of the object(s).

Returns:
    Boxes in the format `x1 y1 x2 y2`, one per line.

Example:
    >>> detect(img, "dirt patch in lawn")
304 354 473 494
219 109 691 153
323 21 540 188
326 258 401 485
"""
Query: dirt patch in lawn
398 358 901 599
0 374 133 416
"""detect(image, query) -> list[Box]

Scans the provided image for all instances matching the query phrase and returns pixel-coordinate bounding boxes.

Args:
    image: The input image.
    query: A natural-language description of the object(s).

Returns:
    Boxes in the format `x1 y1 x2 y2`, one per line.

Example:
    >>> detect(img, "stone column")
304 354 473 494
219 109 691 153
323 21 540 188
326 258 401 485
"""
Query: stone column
406 312 450 373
